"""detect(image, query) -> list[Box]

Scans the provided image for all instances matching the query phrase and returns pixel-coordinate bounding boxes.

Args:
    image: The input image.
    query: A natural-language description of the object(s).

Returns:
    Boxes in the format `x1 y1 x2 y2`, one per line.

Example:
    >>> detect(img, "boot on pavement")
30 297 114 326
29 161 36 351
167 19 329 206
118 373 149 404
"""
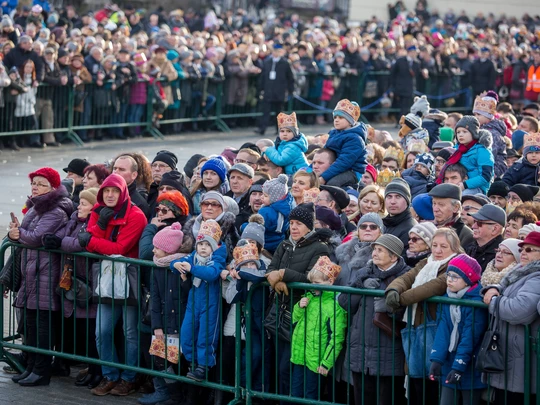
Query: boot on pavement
138 377 171 405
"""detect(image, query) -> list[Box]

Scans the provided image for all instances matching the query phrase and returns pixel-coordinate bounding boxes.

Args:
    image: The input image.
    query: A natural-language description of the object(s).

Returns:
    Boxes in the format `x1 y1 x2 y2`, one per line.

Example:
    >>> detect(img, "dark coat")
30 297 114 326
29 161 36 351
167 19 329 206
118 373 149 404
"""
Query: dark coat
466 234 503 272
451 217 475 247
225 190 251 232
334 237 373 287
14 187 74 311
390 56 421 96
481 119 508 178
3 45 44 80
259 56 294 102
382 209 418 254
38 59 64 100
128 181 150 220
502 157 539 186
471 59 497 95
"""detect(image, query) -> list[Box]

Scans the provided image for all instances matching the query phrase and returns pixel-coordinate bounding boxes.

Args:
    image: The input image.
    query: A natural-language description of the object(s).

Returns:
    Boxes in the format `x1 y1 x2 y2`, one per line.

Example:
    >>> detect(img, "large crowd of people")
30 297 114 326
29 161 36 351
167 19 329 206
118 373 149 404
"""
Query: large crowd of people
2 2 540 405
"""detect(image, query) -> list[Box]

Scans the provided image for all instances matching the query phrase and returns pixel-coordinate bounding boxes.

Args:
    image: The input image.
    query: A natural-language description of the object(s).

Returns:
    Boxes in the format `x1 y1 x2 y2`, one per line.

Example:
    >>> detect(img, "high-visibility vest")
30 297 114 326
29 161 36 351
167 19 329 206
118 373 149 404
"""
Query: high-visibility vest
526 65 540 92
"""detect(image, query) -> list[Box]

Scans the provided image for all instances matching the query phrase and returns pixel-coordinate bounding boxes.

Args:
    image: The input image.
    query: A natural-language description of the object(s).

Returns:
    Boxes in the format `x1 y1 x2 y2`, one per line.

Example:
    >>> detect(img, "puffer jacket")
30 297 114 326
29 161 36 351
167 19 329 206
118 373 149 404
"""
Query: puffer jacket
337 257 410 376
55 211 98 318
264 133 309 175
458 131 494 193
14 187 74 311
481 119 508 179
258 193 294 253
502 156 539 186
483 260 540 394
430 284 488 390
291 290 347 373
401 168 430 198
323 122 368 182
334 237 373 287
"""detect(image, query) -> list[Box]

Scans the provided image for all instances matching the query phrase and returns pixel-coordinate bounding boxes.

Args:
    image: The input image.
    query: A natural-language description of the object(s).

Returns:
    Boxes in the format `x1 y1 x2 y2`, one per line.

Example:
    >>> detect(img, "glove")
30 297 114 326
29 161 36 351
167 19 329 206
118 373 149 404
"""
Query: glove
274 281 289 296
445 370 462 385
97 207 115 230
385 290 401 310
363 278 380 289
265 270 283 289
78 231 92 248
43 234 62 250
429 362 442 381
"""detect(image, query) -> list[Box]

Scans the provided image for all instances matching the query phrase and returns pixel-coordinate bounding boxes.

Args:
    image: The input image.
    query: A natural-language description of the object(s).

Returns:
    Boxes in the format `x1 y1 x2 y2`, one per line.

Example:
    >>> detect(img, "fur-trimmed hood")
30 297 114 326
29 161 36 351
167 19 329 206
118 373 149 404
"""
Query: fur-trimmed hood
499 259 540 289
424 109 448 122
26 186 73 217
477 129 493 149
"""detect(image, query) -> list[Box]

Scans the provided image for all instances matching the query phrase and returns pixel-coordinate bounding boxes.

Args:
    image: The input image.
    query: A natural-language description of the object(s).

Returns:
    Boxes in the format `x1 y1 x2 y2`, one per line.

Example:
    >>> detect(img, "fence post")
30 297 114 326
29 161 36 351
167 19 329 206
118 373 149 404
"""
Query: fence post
214 82 231 133
65 86 85 147
145 80 165 140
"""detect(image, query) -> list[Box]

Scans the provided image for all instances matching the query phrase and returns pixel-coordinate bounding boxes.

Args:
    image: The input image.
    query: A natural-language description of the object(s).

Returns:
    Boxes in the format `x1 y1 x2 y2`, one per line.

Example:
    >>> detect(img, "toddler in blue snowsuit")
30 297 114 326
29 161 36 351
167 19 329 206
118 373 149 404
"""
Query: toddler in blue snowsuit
170 219 227 382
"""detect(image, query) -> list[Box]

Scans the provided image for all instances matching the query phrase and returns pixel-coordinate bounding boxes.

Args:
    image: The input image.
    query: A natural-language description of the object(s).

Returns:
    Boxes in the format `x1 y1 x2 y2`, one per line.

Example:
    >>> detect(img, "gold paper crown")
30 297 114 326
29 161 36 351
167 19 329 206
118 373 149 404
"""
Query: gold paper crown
277 112 298 128
334 99 361 122
376 168 401 188
302 188 320 203
407 139 429 153
311 256 341 282
233 243 259 267
383 146 405 166
523 132 540 149
473 93 496 116
197 220 222 244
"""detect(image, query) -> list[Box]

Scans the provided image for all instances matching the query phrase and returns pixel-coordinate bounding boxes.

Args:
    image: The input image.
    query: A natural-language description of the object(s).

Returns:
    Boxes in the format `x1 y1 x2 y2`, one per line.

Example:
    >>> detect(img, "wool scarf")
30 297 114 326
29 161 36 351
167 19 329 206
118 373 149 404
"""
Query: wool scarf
447 285 470 352
153 252 188 268
436 140 478 184
481 259 517 287
403 254 456 322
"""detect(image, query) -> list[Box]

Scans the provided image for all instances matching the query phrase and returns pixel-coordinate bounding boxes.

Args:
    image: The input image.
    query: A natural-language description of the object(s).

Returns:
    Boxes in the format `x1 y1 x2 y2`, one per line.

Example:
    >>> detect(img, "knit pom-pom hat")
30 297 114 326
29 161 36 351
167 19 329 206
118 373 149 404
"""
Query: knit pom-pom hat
447 254 481 286
153 222 184 254
262 174 289 204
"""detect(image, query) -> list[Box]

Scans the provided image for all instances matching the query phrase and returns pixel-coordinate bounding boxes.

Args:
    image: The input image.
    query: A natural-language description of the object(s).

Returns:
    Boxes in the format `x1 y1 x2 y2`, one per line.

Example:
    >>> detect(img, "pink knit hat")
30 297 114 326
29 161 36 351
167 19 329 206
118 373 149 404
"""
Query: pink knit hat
447 254 481 286
153 222 184 254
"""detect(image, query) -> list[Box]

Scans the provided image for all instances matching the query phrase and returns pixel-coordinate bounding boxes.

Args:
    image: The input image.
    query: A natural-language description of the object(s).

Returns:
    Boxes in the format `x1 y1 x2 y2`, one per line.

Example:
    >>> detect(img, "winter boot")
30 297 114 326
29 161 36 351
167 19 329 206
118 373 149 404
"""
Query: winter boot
138 377 170 405
186 365 207 382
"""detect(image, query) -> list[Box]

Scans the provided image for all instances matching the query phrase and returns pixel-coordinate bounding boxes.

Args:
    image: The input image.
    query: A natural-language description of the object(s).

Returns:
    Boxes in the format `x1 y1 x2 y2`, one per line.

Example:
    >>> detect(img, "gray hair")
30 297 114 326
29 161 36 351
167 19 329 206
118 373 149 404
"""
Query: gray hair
19 35 32 44
450 198 462 211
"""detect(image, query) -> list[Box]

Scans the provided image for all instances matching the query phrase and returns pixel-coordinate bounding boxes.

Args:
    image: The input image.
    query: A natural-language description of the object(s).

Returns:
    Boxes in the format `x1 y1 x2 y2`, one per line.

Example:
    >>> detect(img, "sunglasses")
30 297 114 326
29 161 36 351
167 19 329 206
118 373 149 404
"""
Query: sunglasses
201 201 222 208
359 224 379 230
519 247 540 254
409 236 424 243
155 207 171 215
474 220 497 227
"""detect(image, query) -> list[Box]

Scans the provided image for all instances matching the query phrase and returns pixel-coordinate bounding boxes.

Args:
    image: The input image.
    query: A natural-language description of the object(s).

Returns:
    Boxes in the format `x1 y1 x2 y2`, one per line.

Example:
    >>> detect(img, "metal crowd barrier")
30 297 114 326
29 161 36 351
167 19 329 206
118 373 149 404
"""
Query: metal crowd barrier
2 241 535 404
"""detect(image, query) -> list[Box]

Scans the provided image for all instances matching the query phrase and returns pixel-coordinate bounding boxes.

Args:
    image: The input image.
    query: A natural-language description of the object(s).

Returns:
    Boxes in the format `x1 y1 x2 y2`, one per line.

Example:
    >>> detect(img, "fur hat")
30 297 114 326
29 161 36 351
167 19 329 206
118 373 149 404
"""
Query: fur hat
196 220 222 251
262 174 288 204
410 95 430 119
241 214 265 247
29 167 61 189
233 239 260 268
447 254 481 286
309 256 341 284
455 115 480 140
333 99 361 125
157 191 190 217
79 187 99 206
153 222 184 254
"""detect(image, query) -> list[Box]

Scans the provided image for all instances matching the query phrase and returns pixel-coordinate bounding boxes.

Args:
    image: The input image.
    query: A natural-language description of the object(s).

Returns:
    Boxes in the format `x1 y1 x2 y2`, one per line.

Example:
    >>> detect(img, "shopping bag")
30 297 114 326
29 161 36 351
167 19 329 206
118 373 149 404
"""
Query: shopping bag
149 335 181 364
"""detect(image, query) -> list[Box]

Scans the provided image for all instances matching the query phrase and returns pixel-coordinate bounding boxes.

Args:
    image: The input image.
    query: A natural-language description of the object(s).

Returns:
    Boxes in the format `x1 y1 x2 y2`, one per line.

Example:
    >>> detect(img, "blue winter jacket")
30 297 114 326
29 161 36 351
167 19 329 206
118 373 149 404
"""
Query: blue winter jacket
430 284 488 390
1 0 18 15
502 157 539 187
258 193 294 253
481 119 508 179
401 168 430 198
323 122 368 182
458 142 494 194
265 133 309 175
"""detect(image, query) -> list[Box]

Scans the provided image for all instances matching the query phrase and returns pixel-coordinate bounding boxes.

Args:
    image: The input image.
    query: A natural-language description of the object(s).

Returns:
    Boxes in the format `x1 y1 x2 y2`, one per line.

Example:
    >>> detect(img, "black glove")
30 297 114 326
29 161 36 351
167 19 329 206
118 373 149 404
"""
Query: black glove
43 234 62 250
429 362 442 380
385 289 401 310
78 231 92 248
97 207 115 230
445 370 462 385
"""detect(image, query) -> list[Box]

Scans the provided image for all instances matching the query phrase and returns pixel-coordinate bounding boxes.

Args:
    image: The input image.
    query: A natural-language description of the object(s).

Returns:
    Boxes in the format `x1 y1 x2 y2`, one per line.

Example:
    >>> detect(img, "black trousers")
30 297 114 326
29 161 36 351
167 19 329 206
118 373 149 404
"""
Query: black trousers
352 371 406 405
494 388 536 405
61 315 101 375
258 101 283 134
24 309 58 376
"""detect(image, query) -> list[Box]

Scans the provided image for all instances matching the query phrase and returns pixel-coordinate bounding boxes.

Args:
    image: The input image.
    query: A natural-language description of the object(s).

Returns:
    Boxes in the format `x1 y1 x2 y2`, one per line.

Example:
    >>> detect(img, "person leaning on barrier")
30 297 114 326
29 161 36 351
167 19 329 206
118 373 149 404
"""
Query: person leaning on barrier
9 167 74 387
385 228 463 405
482 231 540 404
337 234 410 405
77 173 147 397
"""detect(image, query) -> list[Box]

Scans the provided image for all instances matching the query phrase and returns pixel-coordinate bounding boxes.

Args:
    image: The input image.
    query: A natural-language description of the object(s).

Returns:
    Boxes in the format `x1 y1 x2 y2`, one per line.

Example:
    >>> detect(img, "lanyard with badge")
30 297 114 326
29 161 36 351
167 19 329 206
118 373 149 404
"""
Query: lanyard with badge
269 59 278 80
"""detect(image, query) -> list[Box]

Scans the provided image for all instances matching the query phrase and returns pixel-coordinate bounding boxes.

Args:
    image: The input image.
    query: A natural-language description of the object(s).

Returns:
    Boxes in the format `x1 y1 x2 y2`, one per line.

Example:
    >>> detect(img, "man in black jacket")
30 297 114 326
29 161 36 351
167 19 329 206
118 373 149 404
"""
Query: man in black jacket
3 35 44 81
471 47 497 96
256 44 294 135
383 178 418 254
389 45 421 118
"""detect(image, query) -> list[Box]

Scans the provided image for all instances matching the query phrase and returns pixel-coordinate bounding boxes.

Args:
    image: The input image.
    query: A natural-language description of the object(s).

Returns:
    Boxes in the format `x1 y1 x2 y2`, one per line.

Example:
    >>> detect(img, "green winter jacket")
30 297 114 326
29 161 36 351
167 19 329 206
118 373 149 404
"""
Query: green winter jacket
291 290 348 373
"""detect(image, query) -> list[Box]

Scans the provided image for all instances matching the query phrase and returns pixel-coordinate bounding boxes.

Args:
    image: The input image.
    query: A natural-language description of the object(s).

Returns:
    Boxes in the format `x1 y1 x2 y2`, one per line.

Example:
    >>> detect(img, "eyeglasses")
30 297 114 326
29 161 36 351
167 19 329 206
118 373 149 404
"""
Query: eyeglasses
474 220 497 227
201 201 222 208
495 248 514 257
447 273 462 282
435 158 446 165
359 224 379 230
463 206 479 212
519 247 540 254
234 158 257 166
151 163 170 170
31 182 49 188
315 196 331 203
155 207 171 215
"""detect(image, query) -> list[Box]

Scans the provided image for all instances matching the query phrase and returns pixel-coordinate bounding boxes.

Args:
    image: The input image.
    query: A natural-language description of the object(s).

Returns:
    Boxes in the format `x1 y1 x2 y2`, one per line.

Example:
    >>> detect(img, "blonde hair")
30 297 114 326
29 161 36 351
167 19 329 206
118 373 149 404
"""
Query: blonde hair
432 228 464 254
293 169 319 189
307 268 331 284
359 185 386 213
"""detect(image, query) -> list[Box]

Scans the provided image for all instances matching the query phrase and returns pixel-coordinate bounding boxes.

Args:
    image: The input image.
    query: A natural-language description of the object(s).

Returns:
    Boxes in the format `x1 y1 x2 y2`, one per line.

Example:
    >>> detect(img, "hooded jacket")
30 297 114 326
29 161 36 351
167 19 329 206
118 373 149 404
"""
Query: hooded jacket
258 193 294 253
481 118 508 178
86 173 147 258
502 156 539 187
264 133 309 175
458 131 494 193
323 122 368 182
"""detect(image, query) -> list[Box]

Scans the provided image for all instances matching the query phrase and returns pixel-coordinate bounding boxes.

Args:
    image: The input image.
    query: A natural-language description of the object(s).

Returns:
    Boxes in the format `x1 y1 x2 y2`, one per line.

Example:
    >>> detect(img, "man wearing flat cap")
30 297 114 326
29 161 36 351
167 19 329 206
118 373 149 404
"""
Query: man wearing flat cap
428 183 474 247
316 185 355 235
63 158 90 207
466 204 506 271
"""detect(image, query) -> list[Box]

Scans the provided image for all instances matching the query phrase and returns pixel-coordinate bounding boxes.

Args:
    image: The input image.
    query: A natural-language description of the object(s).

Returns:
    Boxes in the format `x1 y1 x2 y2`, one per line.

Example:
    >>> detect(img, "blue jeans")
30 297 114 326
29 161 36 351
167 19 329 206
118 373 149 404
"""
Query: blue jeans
95 304 138 382
291 364 323 400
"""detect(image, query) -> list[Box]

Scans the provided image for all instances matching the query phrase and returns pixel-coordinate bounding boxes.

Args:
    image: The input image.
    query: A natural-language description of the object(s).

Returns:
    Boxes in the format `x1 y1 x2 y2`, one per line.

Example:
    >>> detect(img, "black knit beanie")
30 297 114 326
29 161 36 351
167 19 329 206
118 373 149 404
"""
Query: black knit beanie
289 202 315 230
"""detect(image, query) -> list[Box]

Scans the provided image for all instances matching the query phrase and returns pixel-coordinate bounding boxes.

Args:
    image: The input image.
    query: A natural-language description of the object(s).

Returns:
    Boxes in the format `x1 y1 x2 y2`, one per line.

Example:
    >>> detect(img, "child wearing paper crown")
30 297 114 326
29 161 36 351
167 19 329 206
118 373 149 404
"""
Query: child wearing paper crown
290 256 347 400
261 112 309 175
429 254 488 405
320 99 368 186
259 174 294 254
436 115 494 195
170 219 227 382
141 223 189 405
502 132 540 186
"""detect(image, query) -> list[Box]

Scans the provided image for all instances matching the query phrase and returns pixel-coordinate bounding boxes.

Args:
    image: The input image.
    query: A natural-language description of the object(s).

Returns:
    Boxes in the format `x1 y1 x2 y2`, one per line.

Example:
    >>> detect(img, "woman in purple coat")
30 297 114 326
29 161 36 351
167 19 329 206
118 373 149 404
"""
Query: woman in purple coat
8 167 74 386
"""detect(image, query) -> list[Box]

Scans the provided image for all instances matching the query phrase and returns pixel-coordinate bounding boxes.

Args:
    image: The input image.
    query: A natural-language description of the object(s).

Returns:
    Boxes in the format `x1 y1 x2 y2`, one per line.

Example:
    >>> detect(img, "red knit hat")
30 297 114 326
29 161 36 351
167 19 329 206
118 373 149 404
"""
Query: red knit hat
157 191 189 216
447 254 481 286
29 167 61 189
153 222 184 254
365 164 378 182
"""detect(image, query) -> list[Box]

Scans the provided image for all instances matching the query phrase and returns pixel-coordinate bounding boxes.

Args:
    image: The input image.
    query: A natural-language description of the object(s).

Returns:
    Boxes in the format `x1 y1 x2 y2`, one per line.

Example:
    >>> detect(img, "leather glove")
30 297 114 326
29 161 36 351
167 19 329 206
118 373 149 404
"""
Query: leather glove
97 207 115 230
78 231 92 248
274 281 289 296
265 270 284 289
429 362 442 381
43 234 62 250
445 370 462 385
385 290 401 310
